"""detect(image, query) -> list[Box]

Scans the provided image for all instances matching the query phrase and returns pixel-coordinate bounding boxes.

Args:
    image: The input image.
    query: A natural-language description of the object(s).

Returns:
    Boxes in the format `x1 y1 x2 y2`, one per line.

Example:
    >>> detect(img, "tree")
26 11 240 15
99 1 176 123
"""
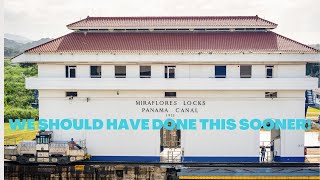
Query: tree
4 59 38 122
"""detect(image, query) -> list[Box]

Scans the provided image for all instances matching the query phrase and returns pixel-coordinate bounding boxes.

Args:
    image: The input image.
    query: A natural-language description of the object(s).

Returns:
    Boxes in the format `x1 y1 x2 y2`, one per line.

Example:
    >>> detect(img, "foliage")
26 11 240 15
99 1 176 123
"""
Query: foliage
4 106 39 122
4 59 38 122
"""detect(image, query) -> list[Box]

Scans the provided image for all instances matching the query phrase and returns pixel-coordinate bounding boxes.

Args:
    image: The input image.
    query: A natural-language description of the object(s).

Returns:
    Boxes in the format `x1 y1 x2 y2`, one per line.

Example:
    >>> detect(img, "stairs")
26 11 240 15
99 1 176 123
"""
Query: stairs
306 90 315 105
305 90 315 116
160 148 183 163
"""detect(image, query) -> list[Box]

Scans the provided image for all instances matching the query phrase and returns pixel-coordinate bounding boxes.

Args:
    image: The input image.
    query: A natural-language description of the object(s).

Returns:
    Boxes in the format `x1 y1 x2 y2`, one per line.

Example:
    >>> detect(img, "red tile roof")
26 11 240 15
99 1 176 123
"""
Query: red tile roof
67 16 277 30
25 32 318 54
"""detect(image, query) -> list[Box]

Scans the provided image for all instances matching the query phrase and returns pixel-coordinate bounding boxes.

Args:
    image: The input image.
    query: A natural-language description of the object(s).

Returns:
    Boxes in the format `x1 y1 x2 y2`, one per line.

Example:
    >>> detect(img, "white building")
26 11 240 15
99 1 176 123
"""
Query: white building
13 16 319 162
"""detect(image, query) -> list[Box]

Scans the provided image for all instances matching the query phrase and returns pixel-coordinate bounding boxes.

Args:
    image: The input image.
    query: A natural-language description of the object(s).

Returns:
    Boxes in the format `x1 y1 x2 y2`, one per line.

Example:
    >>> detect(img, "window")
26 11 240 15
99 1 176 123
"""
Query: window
165 66 176 78
66 66 76 78
140 66 151 78
115 66 126 78
265 92 277 98
215 66 226 78
266 66 274 78
36 136 49 144
90 66 101 78
240 65 252 78
316 94 320 99
66 92 78 97
165 92 176 98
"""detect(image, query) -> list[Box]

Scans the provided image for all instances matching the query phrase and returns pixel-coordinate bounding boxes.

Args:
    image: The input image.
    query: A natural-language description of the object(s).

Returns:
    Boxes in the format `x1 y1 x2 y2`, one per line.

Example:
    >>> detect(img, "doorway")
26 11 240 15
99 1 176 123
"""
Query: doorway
270 129 281 162
160 125 182 162
260 128 281 162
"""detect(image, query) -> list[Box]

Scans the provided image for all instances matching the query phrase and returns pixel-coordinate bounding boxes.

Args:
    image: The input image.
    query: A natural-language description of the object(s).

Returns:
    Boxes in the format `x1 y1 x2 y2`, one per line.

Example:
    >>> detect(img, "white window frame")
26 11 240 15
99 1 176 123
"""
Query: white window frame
90 65 102 78
165 92 176 98
115 66 126 78
240 65 252 78
265 92 277 98
215 65 227 78
66 91 78 97
140 66 151 78
165 66 176 78
66 65 77 78
266 65 274 78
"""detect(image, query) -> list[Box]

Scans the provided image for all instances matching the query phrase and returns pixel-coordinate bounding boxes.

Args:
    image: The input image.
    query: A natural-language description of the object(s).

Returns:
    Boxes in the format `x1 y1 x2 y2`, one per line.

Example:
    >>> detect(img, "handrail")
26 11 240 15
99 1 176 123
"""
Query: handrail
166 147 183 162
4 137 25 146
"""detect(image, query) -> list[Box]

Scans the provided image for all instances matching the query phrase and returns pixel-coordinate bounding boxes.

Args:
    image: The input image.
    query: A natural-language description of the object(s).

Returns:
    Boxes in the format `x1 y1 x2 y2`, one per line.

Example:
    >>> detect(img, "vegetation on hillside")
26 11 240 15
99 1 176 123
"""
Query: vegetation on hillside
4 59 38 122
4 47 21 57
4 38 51 57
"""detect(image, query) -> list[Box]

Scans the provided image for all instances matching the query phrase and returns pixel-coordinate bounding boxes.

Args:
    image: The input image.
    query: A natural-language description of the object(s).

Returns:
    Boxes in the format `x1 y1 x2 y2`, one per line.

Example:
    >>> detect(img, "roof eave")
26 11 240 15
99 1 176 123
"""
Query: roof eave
23 51 320 55
67 25 278 31
13 52 320 64
11 53 26 64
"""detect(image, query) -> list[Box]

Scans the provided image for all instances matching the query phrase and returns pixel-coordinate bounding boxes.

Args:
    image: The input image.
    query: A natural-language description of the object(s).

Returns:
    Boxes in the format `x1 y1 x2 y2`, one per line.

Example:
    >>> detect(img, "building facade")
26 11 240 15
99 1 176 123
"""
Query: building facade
14 16 319 162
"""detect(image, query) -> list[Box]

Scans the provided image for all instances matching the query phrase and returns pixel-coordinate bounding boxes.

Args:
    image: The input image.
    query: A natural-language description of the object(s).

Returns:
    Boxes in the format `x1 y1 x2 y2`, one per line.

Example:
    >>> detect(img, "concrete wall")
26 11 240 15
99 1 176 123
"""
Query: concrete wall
38 64 65 78
252 65 266 78
101 65 114 78
277 65 306 78
127 65 139 78
151 65 164 78
38 90 306 162
226 65 240 78
35 62 309 162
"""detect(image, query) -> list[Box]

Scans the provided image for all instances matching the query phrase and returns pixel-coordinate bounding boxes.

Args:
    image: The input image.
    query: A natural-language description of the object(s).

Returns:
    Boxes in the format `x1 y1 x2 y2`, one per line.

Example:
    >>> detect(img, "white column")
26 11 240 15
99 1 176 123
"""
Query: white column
127 65 139 78
176 65 189 78
227 65 240 78
151 65 164 78
101 65 114 78
77 65 90 78
252 65 265 78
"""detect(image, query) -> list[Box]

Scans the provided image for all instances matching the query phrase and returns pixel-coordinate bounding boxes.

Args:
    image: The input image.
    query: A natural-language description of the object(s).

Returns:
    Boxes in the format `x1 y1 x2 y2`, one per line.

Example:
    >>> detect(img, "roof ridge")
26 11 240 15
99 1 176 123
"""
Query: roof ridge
66 15 278 28
85 15 261 18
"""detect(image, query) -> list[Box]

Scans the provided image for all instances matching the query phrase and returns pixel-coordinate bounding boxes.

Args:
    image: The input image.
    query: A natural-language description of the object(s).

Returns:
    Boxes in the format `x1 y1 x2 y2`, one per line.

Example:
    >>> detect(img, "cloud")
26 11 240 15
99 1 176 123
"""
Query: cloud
4 0 320 44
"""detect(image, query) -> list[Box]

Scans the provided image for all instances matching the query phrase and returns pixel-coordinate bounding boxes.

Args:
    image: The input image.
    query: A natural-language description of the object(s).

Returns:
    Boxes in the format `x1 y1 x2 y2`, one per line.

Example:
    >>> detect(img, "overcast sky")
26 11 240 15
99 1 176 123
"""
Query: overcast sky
4 0 320 44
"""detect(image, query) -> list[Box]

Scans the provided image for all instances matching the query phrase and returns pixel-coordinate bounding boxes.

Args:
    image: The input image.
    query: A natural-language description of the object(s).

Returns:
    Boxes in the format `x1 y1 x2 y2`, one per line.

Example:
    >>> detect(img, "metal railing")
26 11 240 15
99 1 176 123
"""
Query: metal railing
4 137 25 146
260 141 273 162
162 140 181 149
68 139 87 150
166 148 183 163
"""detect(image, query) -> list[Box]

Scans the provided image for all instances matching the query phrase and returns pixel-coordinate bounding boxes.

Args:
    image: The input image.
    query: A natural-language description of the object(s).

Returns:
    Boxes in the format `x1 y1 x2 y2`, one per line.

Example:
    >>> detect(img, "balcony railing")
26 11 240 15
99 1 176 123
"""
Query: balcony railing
25 77 318 90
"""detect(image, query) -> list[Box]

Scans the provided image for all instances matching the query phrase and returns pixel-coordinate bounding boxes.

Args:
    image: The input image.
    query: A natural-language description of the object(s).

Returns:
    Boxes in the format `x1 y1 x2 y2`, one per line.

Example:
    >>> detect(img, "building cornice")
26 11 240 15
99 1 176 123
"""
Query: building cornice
12 53 320 64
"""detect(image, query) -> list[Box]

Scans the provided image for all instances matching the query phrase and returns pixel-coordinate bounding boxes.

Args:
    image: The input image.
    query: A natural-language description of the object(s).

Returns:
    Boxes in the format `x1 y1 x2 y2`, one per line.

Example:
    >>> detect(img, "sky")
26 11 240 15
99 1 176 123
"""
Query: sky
4 0 320 44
